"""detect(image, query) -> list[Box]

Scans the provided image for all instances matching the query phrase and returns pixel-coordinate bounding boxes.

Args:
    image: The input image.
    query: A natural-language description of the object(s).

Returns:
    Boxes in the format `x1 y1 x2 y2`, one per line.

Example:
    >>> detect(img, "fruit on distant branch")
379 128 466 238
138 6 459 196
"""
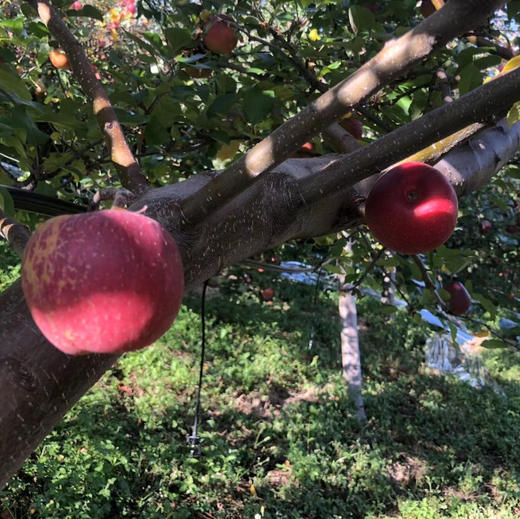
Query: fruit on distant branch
261 287 274 301
340 117 363 140
443 281 471 316
22 210 184 355
506 225 518 234
70 1 82 9
290 142 319 158
365 162 458 255
49 49 70 70
203 14 238 55
420 0 443 17
479 219 492 235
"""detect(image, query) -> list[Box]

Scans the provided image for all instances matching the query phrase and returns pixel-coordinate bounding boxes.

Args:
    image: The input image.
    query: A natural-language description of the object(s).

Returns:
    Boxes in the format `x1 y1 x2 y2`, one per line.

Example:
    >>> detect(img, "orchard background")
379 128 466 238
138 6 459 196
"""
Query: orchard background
0 0 520 517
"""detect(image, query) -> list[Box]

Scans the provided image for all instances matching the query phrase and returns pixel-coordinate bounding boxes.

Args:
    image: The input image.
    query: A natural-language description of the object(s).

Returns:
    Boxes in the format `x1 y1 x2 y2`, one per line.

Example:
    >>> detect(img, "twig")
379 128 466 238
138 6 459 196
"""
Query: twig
411 255 448 310
0 209 31 257
26 0 149 194
462 315 519 350
341 247 385 293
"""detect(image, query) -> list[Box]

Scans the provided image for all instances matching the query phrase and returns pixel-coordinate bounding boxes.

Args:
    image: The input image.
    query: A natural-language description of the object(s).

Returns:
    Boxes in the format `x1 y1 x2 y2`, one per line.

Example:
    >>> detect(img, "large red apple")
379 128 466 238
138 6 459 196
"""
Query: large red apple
443 281 471 315
365 162 458 254
203 15 238 55
22 209 184 355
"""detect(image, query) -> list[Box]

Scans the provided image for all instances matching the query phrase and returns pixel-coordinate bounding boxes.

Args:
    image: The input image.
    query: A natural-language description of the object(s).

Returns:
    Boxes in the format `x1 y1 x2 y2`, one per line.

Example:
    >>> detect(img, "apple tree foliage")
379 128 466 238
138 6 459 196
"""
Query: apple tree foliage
4 0 519 337
0 1 519 326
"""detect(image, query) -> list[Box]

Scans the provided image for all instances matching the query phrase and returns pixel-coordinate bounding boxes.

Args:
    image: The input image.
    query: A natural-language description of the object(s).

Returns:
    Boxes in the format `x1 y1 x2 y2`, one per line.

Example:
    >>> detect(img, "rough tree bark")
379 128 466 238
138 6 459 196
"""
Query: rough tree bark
0 0 517 489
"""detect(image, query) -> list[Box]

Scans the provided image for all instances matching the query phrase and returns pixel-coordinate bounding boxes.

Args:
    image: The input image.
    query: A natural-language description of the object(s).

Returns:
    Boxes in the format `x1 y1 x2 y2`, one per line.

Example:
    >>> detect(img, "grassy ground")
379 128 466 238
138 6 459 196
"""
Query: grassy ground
1 244 520 518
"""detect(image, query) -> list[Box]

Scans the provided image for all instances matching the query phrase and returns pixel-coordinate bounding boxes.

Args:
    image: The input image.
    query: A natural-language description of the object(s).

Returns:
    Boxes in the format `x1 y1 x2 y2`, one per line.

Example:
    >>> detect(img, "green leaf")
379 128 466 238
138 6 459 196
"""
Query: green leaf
348 6 375 35
0 65 31 101
242 88 274 125
473 292 497 317
66 5 104 21
481 339 508 349
0 187 15 217
458 63 483 95
164 27 193 54
144 116 169 145
507 101 520 126
10 107 49 146
207 93 238 118
436 246 474 275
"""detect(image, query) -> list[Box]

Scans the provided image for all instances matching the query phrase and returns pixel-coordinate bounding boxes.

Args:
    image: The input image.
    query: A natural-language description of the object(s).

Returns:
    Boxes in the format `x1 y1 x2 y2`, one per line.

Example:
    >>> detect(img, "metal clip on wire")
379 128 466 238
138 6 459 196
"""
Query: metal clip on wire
187 434 201 458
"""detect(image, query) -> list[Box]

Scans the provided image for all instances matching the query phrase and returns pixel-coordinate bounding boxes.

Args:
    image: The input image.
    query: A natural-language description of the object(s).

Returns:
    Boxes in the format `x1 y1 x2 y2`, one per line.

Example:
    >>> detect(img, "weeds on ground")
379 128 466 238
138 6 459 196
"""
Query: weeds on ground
1 260 520 518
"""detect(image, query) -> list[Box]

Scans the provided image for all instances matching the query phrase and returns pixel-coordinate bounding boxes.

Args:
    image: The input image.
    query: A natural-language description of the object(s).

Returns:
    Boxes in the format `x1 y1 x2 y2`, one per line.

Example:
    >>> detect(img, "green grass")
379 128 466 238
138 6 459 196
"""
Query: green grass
1 260 520 518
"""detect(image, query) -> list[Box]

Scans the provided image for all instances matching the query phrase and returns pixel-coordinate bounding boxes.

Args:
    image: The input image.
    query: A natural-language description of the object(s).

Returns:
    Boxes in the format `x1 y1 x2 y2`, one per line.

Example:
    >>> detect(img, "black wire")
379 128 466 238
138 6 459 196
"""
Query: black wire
187 279 209 458
308 263 323 351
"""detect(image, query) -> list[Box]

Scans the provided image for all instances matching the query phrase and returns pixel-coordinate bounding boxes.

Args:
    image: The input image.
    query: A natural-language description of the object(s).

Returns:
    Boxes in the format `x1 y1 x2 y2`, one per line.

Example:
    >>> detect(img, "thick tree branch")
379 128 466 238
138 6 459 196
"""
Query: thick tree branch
179 0 507 226
26 0 149 194
299 65 520 203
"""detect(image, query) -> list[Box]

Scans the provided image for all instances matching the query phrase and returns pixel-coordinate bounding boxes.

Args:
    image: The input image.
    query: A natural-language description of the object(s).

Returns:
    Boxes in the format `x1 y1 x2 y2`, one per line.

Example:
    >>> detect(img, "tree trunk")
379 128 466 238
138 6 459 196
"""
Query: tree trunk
0 280 117 489
338 282 366 422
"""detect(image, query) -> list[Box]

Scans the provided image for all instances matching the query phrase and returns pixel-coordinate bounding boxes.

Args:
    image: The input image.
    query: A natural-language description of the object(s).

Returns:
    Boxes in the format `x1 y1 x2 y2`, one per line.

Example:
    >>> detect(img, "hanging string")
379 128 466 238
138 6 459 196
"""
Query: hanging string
308 264 323 351
187 279 209 458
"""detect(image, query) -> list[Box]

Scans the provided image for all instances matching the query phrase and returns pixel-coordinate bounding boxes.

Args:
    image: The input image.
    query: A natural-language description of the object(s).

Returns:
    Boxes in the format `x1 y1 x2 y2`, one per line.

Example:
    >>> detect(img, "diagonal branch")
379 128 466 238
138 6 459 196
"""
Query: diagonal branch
179 0 507 226
299 65 520 204
25 0 149 194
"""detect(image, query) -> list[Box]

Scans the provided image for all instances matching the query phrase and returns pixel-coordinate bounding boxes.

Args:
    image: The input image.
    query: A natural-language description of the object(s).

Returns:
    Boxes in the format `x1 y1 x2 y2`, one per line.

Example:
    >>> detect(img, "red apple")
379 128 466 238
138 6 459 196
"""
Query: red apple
339 117 363 140
49 49 70 70
420 0 436 17
479 219 492 235
506 225 518 233
261 287 274 301
22 209 184 355
203 15 238 55
70 1 82 9
290 141 318 158
443 281 471 316
365 162 458 254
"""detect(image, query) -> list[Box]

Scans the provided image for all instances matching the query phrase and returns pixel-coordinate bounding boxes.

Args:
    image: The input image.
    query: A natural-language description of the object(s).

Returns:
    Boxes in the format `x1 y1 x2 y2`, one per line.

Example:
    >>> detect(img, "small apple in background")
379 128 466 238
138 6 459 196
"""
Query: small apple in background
203 14 238 55
22 210 184 355
365 162 458 254
261 287 275 301
70 1 82 9
49 49 70 70
479 219 492 235
443 281 471 316
339 116 363 140
420 0 436 17
506 225 518 234
420 0 444 17
290 142 319 158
